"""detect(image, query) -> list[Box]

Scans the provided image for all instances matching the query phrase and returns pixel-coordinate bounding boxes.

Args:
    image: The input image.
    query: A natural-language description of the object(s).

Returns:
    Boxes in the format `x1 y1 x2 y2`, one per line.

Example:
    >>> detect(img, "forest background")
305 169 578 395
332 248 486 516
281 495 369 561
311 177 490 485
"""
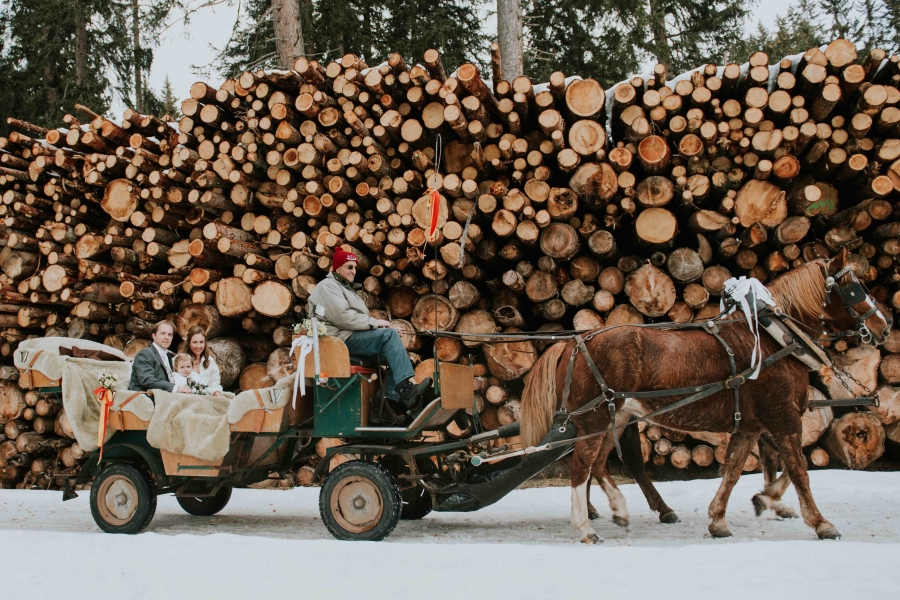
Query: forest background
1 0 899 134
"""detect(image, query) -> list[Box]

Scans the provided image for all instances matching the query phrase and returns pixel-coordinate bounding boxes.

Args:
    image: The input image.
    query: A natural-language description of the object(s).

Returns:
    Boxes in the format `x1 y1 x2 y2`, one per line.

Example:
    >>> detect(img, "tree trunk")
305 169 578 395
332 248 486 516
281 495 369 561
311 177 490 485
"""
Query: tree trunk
273 0 305 68
496 0 523 79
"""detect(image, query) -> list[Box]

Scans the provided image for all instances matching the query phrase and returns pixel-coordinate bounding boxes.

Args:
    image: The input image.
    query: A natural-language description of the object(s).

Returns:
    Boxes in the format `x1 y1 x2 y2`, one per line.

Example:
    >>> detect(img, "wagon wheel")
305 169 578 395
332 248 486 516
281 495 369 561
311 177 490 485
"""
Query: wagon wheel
89 463 157 534
177 486 232 516
380 456 435 521
319 460 402 541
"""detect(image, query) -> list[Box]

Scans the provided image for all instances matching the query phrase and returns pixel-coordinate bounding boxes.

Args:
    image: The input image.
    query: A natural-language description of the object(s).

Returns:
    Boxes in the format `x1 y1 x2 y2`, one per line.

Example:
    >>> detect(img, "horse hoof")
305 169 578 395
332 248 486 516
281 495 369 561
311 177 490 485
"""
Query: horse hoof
612 515 629 528
708 523 732 538
816 524 841 540
775 504 799 519
588 508 601 520
581 533 602 545
659 511 680 524
751 494 768 517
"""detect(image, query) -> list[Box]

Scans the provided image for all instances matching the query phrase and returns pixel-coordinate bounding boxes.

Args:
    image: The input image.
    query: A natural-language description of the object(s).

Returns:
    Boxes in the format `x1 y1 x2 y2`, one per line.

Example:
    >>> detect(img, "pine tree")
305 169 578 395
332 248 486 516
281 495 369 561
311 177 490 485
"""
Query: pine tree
0 0 130 133
216 0 278 77
525 0 643 86
376 0 487 70
730 0 824 63
639 0 751 74
214 0 487 79
159 75 182 120
526 0 750 85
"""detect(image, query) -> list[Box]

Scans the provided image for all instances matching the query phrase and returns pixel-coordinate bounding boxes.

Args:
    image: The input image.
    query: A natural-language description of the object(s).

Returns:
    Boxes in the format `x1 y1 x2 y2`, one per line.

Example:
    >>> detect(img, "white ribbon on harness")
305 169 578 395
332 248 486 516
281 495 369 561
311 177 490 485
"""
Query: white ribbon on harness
720 277 777 380
289 335 314 408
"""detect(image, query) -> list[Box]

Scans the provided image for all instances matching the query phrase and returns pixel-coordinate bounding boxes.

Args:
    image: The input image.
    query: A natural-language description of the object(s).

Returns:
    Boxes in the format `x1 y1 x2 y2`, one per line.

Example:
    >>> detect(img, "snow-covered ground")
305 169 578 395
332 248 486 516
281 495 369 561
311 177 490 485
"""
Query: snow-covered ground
2 471 898 599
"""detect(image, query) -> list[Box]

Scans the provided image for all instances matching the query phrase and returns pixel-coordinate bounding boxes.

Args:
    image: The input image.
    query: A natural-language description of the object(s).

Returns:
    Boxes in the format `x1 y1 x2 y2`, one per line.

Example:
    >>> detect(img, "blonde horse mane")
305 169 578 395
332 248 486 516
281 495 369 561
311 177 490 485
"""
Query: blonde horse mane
520 341 568 448
767 260 826 323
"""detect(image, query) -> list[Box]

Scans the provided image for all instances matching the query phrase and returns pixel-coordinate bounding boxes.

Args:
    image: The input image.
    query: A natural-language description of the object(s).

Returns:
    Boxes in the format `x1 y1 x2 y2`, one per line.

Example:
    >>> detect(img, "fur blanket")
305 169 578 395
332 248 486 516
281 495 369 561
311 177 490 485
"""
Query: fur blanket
145 374 294 461
14 338 135 451
13 337 296 460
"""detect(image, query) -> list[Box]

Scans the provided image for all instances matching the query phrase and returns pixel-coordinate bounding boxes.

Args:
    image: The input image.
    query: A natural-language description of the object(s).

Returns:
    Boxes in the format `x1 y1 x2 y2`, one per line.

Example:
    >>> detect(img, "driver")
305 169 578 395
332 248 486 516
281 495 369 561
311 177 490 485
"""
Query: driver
308 247 432 415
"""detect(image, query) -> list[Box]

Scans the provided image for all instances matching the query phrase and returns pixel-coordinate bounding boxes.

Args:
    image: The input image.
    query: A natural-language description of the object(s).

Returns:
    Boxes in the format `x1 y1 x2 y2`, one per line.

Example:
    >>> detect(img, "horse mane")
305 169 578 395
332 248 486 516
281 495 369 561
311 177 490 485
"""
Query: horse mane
766 261 826 323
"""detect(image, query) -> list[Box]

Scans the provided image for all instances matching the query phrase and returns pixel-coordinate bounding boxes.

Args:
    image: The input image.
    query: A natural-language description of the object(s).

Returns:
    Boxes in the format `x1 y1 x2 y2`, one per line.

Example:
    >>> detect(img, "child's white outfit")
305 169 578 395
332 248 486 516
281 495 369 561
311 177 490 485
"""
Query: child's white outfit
174 371 203 387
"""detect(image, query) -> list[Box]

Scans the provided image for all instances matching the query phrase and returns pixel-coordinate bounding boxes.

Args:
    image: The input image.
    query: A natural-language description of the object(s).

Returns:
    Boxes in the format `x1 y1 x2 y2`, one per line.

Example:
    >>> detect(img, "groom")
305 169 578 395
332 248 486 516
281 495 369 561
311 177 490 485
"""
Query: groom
129 321 191 394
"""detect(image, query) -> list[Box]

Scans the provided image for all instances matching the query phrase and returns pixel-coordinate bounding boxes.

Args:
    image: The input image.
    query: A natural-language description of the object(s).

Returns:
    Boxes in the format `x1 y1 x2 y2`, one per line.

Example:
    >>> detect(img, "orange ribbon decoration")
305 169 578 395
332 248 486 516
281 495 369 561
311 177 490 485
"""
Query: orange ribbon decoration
93 386 114 461
426 188 441 241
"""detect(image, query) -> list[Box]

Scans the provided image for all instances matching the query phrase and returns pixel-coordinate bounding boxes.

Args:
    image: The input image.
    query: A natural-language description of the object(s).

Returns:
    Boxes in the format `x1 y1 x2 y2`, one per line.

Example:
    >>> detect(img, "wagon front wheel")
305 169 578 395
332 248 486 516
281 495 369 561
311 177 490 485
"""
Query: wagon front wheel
89 463 157 534
319 460 401 541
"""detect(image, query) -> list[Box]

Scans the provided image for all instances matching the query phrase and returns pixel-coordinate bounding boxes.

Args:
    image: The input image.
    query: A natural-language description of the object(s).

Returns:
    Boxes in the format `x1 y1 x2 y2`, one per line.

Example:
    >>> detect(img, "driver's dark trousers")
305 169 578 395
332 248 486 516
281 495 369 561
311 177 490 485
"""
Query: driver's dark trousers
344 328 415 401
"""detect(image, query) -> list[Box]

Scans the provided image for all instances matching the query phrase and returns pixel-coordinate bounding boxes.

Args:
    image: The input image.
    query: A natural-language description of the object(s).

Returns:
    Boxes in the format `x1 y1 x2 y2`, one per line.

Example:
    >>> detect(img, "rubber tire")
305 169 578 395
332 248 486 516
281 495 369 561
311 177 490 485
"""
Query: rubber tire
177 486 233 516
379 456 434 521
399 485 433 521
319 460 402 541
89 463 157 534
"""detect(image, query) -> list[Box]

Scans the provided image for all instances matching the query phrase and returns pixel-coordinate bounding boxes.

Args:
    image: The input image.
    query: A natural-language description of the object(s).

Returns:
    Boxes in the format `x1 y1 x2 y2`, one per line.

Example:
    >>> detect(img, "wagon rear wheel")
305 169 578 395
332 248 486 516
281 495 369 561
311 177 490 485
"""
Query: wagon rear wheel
380 456 435 520
177 486 232 516
319 460 401 541
89 463 157 534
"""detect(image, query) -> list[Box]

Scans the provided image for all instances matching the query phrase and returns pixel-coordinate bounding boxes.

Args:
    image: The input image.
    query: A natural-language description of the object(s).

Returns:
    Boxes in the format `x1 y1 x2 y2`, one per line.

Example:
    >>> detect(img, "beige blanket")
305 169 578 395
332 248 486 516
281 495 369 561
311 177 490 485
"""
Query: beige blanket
14 337 296 461
60 357 135 452
146 374 295 461
147 391 234 461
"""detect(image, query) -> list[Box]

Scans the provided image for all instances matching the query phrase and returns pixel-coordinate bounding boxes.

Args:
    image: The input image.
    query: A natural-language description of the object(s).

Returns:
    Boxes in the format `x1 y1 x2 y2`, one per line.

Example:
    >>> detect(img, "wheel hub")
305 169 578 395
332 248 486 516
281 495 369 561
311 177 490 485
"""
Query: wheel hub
98 475 138 525
332 477 384 533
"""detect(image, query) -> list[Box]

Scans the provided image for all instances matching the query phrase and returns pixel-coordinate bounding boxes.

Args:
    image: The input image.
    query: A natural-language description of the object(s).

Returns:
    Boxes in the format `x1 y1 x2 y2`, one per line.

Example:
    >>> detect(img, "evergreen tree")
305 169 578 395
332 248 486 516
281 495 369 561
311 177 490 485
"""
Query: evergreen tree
214 0 487 79
525 0 643 86
216 0 278 77
159 75 182 120
526 0 750 85
376 0 487 70
638 0 752 74
730 0 824 63
0 0 130 133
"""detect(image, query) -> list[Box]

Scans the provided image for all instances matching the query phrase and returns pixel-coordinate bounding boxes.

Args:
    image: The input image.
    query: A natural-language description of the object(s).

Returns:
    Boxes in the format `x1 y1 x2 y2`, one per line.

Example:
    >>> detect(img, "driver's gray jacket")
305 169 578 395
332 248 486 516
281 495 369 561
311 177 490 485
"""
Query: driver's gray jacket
307 272 378 342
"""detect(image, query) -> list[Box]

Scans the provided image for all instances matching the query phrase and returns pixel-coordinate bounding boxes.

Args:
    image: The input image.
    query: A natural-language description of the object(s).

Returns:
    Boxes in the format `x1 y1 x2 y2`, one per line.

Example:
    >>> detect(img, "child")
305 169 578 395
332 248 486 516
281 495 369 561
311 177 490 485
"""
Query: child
172 353 203 389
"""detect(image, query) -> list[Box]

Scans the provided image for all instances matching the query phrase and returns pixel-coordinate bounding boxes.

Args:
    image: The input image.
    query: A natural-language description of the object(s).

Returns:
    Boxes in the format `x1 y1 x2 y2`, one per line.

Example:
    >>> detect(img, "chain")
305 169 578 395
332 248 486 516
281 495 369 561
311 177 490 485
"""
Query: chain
832 364 872 396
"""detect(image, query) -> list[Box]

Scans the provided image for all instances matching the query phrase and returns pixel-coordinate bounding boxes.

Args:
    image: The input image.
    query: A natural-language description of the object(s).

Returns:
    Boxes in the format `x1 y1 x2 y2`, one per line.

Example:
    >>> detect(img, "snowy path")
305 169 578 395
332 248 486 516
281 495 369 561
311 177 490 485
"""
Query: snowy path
1 471 898 599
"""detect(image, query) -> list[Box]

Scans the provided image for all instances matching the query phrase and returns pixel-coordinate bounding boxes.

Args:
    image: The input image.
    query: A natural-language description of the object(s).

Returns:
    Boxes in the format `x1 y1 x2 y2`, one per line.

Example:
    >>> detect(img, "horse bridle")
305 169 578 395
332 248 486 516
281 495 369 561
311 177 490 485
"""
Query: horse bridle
819 262 887 344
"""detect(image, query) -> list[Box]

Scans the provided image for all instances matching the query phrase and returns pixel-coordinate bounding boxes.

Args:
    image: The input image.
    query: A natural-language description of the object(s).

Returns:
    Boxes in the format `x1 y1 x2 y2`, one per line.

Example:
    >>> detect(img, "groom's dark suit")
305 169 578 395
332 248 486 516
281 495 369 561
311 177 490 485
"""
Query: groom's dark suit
129 344 175 392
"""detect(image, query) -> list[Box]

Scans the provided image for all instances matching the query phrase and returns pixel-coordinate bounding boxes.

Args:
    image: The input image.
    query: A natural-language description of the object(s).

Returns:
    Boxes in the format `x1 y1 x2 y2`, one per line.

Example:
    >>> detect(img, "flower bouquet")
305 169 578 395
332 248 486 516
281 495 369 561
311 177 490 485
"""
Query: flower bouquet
187 378 211 396
294 318 327 337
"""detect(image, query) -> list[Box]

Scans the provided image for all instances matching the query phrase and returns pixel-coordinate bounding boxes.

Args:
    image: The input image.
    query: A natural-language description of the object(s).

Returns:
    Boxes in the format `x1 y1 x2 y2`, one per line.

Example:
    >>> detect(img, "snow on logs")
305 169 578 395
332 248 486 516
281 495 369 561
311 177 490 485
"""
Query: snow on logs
1 38 900 488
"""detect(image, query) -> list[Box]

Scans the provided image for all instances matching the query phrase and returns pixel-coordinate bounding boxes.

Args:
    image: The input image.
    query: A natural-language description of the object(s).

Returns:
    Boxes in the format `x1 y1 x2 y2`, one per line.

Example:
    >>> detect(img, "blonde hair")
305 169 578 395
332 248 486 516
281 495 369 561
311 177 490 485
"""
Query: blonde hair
173 353 193 369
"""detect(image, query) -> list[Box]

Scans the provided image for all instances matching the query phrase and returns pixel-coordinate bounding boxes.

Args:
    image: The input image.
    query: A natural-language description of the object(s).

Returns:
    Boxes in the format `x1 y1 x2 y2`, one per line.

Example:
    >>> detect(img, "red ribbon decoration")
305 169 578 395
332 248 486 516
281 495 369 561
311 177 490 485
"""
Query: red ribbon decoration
93 386 114 461
427 188 441 241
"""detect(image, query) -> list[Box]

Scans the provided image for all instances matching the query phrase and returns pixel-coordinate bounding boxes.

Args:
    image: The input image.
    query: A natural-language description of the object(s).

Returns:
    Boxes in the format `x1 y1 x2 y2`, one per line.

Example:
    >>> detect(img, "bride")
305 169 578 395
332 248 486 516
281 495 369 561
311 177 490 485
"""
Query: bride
177 326 224 396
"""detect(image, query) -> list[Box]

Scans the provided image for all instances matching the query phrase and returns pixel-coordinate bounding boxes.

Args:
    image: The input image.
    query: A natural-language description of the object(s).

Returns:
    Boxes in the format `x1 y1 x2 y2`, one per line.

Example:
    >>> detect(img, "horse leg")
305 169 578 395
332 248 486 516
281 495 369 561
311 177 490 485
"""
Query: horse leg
708 430 759 538
751 437 798 519
771 433 840 539
571 437 605 544
589 430 630 527
621 423 679 524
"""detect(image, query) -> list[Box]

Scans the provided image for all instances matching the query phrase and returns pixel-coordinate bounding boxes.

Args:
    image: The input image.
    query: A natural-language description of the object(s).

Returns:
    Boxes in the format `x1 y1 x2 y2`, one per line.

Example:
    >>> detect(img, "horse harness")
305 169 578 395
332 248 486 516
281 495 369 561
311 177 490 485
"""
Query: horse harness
555 264 885 457
558 312 803 459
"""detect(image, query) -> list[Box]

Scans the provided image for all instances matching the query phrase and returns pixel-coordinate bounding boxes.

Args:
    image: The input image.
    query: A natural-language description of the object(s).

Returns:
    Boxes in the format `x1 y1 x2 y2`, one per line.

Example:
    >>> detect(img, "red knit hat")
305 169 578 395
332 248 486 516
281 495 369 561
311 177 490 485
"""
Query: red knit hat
331 247 358 271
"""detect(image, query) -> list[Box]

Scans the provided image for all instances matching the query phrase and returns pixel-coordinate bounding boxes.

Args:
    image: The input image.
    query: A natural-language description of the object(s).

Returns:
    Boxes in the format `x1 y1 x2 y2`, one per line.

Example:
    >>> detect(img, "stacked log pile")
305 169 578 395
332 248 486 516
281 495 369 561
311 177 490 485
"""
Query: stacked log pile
1 37 900 489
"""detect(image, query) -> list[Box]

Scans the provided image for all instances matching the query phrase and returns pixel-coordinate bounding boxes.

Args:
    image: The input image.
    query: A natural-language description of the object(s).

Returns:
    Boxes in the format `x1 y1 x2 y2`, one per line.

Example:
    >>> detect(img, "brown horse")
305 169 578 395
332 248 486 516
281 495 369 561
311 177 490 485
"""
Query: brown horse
520 249 891 543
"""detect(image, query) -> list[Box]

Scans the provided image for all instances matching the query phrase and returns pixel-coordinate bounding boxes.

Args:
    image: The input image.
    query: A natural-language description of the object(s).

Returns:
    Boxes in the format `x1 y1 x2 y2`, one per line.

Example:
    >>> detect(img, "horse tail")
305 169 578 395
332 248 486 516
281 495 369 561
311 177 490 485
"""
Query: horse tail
521 341 568 448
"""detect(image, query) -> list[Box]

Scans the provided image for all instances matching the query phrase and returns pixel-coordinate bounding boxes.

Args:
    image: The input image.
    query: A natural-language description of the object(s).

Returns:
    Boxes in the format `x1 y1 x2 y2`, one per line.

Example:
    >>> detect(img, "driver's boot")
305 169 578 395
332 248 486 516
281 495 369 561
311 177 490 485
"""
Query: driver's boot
397 377 432 417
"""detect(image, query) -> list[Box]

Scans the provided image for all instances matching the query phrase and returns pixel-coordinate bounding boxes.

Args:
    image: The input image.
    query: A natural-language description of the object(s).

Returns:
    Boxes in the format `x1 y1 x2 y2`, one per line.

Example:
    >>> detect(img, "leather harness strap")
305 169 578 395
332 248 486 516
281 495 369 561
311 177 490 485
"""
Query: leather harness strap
252 389 267 432
546 342 802 454
703 322 743 434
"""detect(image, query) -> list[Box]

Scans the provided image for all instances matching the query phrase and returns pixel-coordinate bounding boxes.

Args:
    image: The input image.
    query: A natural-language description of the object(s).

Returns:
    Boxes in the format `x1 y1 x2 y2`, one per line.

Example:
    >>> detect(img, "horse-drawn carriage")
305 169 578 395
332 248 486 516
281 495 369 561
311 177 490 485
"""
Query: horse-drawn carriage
13 251 893 543
14 305 573 541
